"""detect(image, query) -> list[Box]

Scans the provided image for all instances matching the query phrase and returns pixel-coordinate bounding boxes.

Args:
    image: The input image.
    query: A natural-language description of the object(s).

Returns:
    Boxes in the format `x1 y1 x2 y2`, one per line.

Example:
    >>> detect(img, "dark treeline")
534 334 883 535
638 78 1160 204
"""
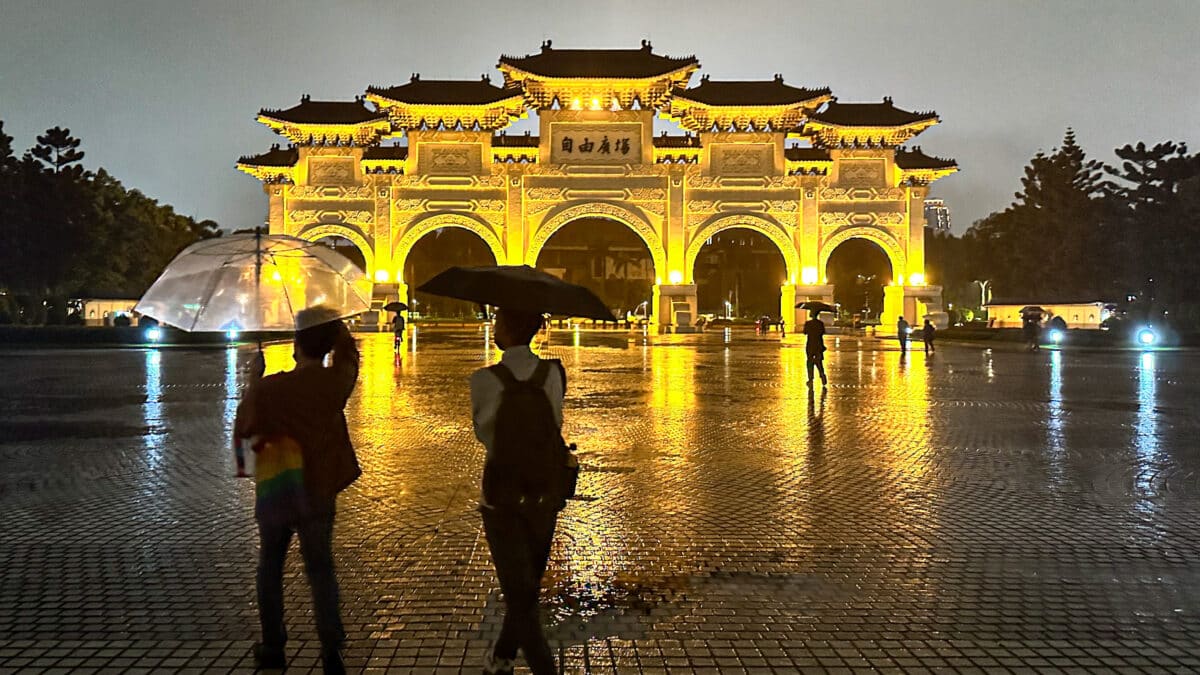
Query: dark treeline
0 121 219 324
928 129 1200 328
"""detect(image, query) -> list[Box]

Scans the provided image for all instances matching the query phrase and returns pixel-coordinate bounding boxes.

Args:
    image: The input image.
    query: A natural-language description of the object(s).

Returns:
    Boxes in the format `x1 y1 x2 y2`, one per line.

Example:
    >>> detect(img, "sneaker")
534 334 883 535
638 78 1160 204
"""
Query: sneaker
483 651 516 675
253 642 286 669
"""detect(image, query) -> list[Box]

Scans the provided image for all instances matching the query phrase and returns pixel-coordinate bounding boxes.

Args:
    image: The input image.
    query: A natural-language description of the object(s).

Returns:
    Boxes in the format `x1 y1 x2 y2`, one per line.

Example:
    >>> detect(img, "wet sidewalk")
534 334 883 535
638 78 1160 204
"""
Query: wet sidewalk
3 332 1200 673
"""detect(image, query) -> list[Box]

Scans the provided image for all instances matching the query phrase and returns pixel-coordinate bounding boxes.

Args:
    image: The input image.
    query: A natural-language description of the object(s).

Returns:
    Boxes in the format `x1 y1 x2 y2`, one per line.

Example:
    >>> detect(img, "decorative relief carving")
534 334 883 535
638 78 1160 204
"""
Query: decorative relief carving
711 144 773 177
418 143 483 176
288 185 373 199
819 226 906 278
480 174 507 187
479 211 506 228
766 200 798 212
393 199 425 211
688 176 718 188
627 187 666 200
687 200 717 212
289 209 373 226
819 187 906 201
765 176 799 188
526 202 556 216
684 213 800 282
307 157 357 185
474 199 506 211
526 187 566 200
640 202 666 216
837 159 886 187
818 211 906 227
624 164 664 176
395 213 506 265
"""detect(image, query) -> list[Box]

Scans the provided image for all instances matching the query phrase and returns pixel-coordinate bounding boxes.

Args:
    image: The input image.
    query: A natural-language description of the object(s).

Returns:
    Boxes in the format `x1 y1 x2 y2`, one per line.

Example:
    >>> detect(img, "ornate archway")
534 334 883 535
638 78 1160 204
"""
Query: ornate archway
297 223 375 277
527 201 666 279
393 212 507 282
818 226 906 284
684 213 800 285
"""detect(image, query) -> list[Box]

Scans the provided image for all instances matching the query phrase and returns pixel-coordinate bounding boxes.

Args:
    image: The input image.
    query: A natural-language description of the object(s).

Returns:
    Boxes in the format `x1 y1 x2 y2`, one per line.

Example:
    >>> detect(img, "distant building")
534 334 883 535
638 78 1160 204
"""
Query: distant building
924 198 951 232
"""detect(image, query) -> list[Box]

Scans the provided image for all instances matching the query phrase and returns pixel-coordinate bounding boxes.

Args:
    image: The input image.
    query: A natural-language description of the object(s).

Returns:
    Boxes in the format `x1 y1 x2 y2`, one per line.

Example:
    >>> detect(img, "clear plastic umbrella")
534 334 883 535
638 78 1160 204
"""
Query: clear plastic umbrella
135 232 370 331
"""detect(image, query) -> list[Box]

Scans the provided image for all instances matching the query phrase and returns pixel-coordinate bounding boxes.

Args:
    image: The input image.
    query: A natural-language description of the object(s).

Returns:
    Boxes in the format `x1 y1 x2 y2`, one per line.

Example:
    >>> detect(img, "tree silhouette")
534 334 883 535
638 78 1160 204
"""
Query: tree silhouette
29 126 85 174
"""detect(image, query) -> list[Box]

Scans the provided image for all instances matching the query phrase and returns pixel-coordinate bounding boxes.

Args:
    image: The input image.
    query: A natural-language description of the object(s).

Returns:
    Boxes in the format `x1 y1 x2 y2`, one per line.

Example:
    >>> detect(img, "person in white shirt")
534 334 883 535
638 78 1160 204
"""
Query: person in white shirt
470 307 564 675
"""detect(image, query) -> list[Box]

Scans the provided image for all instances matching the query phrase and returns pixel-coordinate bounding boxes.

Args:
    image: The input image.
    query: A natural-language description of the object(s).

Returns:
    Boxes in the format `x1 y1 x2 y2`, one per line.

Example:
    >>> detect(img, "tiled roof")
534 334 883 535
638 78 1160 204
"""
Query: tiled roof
499 41 698 78
259 96 386 125
673 76 830 106
492 133 540 147
367 75 523 105
895 147 957 169
362 145 409 160
653 134 701 148
808 98 937 127
237 145 298 166
784 147 832 162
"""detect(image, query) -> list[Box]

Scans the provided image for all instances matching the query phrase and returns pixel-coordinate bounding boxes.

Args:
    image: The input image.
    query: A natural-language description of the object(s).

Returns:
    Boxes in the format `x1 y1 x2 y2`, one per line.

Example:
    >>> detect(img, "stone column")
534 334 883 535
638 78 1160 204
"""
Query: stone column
780 283 797 333
883 285 905 330
656 284 697 333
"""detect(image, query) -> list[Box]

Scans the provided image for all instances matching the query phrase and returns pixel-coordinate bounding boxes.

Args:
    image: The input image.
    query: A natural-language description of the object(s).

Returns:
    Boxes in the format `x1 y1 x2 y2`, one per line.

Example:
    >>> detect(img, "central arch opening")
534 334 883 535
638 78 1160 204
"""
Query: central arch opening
693 228 786 321
316 235 367 273
535 217 654 320
825 239 893 324
405 227 498 318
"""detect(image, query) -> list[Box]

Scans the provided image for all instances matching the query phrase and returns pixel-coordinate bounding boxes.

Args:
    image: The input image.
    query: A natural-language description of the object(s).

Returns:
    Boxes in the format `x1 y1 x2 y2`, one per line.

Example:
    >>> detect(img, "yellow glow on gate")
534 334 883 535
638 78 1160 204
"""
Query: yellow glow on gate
374 269 390 283
590 97 601 110
668 270 683 285
895 274 905 286
908 272 925 286
801 267 818 285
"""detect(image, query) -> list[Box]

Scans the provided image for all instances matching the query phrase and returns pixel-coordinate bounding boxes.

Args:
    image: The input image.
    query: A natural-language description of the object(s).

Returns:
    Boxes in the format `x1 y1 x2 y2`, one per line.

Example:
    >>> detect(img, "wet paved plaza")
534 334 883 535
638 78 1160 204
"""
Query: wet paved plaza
3 329 1200 674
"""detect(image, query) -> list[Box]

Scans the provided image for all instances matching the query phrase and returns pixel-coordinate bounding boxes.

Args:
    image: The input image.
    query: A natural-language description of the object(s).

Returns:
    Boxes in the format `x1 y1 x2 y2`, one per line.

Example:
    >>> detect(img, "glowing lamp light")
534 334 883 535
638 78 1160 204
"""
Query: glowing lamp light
374 269 391 283
226 328 240 341
667 270 683 285
145 327 163 342
896 274 905 286
571 97 582 110
271 270 282 282
590 97 601 110
1137 327 1157 346
908 273 925 286
1049 329 1064 344
801 267 819 285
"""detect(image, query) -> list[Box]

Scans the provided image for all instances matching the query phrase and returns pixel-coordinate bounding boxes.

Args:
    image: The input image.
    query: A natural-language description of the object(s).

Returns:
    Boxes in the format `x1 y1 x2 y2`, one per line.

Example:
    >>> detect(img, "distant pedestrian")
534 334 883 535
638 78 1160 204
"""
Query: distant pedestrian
471 307 575 675
392 312 406 352
923 319 936 355
779 317 786 338
803 312 828 387
234 308 360 675
897 316 910 352
1023 315 1041 351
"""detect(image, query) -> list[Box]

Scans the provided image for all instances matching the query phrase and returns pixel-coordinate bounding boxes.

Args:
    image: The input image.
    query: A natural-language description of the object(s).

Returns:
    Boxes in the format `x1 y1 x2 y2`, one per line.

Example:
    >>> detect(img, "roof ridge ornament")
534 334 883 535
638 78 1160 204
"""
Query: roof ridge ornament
301 94 311 103
641 39 652 52
774 73 783 83
541 39 552 51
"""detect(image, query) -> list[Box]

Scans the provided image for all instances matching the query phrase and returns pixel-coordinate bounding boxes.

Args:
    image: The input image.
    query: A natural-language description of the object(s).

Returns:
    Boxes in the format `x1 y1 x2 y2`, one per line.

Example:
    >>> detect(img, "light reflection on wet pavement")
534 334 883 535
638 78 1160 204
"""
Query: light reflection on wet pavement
3 329 1200 672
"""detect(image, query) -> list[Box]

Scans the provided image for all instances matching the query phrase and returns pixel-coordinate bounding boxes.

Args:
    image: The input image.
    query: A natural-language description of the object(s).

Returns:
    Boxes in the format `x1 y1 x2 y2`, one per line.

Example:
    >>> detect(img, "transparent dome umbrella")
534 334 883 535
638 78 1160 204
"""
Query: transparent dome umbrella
134 231 371 332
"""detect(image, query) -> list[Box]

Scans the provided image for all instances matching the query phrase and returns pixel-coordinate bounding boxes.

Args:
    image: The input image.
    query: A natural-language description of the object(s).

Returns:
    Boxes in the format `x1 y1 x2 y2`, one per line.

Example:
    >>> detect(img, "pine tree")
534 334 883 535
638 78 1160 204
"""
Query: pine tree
29 126 85 174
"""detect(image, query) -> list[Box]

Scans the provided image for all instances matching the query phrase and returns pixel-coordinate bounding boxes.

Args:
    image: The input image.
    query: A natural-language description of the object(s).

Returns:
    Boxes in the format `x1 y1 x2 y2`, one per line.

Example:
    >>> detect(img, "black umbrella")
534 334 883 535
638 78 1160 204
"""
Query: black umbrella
1020 305 1046 316
383 301 408 312
796 301 835 314
417 265 616 321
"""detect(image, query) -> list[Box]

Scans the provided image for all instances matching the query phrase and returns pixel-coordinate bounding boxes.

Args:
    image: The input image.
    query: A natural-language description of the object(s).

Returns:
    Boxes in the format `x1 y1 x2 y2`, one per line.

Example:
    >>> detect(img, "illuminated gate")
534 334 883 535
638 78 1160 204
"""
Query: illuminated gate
238 42 957 329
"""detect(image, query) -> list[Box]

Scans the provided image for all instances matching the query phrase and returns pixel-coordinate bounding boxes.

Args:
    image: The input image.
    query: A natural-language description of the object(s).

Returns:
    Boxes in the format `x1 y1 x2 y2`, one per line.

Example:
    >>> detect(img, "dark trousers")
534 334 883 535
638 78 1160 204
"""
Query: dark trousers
806 351 826 383
257 512 345 651
482 506 558 675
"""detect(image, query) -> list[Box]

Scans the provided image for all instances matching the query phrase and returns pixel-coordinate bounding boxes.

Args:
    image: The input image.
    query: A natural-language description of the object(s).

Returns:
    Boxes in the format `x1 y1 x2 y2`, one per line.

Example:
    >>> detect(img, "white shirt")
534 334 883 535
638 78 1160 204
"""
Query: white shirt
469 345 564 458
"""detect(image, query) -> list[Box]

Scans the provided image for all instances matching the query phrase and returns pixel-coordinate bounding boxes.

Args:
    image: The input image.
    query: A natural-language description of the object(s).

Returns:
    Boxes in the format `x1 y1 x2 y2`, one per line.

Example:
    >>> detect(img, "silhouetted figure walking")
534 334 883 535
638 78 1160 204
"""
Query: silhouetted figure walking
1023 315 1041 351
897 316 910 352
923 319 936 355
803 313 828 387
471 308 574 675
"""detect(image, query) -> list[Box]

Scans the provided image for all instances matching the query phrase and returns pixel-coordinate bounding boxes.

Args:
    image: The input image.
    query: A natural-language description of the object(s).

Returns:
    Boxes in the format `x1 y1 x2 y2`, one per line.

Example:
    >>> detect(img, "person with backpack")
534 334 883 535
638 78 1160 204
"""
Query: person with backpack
470 307 573 675
802 311 828 387
922 318 936 355
234 307 361 675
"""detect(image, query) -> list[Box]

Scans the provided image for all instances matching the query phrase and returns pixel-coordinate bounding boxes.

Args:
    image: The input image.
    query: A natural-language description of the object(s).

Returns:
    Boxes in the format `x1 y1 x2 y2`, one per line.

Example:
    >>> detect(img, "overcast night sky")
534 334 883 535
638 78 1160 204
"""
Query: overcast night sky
1 0 1197 234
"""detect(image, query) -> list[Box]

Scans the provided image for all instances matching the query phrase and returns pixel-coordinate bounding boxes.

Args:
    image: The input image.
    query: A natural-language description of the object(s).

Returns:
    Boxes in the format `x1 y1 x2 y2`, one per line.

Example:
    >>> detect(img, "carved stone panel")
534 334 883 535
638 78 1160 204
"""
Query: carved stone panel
710 144 773 177
307 157 357 185
417 143 483 176
837 159 886 187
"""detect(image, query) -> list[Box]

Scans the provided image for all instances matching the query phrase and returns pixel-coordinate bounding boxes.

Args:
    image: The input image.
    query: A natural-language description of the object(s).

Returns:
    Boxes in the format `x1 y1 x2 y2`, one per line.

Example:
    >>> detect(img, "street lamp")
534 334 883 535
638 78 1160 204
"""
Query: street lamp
973 279 992 316
723 300 732 319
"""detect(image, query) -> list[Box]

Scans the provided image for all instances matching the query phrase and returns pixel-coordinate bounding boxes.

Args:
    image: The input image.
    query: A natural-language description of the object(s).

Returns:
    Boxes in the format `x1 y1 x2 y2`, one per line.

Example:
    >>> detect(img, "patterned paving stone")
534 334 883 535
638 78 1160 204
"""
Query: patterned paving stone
2 330 1200 673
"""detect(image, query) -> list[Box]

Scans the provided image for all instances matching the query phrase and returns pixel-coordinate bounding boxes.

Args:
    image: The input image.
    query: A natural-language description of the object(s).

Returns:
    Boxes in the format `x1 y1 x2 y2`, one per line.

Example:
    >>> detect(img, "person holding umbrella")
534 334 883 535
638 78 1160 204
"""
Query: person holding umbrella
234 307 361 674
419 265 600 675
799 302 833 387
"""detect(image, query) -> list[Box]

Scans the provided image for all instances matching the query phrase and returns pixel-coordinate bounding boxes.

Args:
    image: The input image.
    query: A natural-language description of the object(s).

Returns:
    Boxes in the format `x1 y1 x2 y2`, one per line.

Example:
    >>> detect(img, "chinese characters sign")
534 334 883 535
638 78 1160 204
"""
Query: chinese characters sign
550 123 642 164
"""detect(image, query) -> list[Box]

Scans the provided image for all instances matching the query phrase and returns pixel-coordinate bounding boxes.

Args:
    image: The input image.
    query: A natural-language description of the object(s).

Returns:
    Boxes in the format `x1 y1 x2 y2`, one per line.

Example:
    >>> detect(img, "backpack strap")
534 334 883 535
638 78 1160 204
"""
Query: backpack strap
527 360 551 387
487 363 519 389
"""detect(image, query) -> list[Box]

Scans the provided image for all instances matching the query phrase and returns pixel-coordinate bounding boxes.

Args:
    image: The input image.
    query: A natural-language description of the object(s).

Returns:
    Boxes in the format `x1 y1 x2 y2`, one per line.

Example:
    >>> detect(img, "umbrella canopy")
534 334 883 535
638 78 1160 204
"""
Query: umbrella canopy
797 301 836 314
1020 305 1047 315
417 265 616 321
383 301 408 313
135 233 370 331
